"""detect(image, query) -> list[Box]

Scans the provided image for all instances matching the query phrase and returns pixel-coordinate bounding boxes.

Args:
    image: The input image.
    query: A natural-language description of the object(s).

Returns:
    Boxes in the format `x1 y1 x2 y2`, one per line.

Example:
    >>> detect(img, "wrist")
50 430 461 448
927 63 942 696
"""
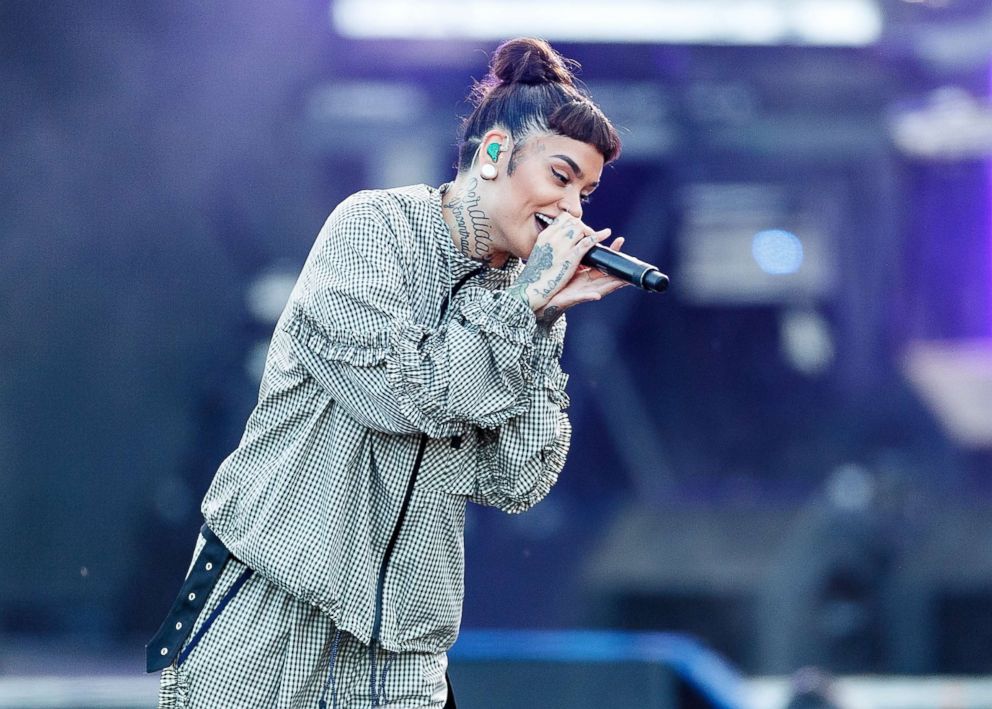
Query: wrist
534 304 564 334
506 283 543 312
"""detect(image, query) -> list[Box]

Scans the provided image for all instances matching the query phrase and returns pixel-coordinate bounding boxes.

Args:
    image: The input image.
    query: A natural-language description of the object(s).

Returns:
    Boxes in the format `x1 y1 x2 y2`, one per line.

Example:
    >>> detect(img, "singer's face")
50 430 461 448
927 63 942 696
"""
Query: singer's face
488 133 604 261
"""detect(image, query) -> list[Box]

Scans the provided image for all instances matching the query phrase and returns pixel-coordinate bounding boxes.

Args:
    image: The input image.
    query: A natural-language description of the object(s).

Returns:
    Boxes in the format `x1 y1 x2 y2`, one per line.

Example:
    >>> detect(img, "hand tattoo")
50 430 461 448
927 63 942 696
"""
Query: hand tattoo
538 260 571 298
505 243 553 307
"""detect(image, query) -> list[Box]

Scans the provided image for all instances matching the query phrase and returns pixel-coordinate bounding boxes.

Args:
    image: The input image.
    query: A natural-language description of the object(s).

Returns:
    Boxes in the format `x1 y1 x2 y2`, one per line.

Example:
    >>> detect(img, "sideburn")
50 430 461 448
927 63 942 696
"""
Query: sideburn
506 142 527 176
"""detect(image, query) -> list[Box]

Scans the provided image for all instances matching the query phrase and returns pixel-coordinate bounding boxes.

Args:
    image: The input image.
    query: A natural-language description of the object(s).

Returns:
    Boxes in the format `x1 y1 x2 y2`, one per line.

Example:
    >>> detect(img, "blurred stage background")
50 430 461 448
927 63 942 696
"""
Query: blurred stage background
2 0 992 706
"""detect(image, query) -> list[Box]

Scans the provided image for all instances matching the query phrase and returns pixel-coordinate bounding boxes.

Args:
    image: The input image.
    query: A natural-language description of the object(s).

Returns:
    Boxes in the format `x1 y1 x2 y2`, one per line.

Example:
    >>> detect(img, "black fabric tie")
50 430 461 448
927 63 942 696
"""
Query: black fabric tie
146 524 232 672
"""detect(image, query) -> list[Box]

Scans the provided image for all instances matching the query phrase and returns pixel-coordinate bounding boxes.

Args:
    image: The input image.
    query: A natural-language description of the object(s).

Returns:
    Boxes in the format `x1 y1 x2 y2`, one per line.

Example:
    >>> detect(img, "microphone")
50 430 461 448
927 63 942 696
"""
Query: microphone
581 244 669 292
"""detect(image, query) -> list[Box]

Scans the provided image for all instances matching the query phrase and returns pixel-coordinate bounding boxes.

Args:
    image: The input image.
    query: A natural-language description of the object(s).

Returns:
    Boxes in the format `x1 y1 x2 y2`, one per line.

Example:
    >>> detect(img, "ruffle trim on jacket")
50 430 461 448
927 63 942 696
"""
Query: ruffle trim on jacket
454 287 535 346
383 317 463 438
285 288 560 436
385 288 541 433
284 306 390 368
529 333 570 408
475 413 571 514
384 315 534 436
158 663 190 708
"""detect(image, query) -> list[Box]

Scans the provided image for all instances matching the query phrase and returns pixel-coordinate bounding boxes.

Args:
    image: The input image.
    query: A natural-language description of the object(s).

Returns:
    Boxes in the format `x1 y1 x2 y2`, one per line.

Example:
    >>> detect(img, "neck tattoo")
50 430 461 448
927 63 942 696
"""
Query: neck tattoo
442 177 496 265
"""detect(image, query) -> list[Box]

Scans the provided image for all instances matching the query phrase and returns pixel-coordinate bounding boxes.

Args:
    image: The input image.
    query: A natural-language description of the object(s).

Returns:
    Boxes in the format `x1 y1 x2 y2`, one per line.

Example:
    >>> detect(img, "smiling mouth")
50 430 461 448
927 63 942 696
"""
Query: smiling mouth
535 213 554 233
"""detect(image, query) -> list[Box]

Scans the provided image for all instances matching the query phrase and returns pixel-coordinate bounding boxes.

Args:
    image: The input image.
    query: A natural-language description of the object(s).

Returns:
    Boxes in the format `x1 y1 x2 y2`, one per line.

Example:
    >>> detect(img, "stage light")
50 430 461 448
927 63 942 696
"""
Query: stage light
331 0 882 47
889 87 992 159
679 183 835 305
752 229 804 275
780 308 835 375
903 340 992 447
246 265 297 324
792 0 882 46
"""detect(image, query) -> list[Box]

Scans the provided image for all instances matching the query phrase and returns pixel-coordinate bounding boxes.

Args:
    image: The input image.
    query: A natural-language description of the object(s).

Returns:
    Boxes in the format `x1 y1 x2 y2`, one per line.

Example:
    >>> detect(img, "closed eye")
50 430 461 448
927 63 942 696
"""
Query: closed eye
553 167 594 204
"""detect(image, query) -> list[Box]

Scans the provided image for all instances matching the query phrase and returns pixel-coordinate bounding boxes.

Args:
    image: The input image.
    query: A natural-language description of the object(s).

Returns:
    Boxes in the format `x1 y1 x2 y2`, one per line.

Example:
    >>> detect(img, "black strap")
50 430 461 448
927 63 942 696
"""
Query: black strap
145 524 232 672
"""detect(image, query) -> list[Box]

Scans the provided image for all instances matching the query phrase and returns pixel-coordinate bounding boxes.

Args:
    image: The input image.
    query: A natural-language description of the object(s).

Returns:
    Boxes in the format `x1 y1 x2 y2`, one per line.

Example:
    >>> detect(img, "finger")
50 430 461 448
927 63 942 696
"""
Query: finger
610 236 625 252
582 272 629 295
546 291 601 310
552 213 582 232
575 228 609 253
598 278 631 295
551 272 628 307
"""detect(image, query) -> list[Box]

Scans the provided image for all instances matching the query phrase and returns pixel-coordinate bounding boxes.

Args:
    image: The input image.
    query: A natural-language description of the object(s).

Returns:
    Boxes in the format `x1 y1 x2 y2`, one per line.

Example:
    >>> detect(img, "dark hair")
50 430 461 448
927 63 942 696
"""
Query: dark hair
457 38 621 172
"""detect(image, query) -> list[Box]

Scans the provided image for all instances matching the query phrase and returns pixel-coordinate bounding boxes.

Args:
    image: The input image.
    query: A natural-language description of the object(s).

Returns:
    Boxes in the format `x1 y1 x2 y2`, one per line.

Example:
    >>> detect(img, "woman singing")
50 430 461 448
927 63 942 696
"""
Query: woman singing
148 36 625 708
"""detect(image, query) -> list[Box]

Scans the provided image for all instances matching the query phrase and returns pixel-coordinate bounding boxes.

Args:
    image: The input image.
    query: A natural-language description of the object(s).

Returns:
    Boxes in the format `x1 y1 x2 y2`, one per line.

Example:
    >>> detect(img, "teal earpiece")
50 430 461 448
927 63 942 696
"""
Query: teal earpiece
486 142 502 162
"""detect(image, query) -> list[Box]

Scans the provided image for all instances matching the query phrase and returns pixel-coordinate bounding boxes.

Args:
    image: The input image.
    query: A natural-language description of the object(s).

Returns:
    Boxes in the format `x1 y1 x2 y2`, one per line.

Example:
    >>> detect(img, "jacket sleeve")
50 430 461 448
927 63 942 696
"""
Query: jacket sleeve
468 318 572 514
281 193 551 439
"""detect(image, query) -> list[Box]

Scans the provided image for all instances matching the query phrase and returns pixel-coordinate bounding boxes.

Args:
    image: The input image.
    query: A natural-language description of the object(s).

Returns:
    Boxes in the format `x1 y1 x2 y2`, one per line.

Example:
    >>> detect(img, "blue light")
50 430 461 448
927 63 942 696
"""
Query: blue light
752 229 804 275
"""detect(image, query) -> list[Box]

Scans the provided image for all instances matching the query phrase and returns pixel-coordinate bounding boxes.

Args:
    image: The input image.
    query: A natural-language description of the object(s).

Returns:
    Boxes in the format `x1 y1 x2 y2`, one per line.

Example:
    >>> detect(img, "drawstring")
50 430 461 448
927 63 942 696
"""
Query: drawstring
369 642 378 707
317 628 342 709
378 652 395 705
316 630 391 708
369 642 395 707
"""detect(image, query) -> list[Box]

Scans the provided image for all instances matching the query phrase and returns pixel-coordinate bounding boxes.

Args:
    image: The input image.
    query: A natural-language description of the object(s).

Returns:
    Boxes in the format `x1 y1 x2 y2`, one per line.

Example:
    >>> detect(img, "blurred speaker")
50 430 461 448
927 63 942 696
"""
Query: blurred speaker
583 505 799 673
607 591 755 671
447 630 743 709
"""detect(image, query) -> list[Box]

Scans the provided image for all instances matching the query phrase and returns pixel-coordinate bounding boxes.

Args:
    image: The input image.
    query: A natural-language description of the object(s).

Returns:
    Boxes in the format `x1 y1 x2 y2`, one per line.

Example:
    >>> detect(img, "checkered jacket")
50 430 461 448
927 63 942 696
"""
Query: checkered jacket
201 184 571 654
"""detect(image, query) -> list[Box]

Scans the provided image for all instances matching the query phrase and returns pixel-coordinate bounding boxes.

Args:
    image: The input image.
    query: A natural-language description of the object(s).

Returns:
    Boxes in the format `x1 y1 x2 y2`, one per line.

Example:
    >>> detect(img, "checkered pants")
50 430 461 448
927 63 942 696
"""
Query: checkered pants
157 533 449 708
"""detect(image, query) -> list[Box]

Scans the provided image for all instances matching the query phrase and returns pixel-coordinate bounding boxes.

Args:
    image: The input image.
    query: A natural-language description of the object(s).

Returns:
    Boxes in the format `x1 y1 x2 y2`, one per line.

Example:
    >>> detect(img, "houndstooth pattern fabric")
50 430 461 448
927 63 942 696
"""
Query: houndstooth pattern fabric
159 533 449 708
196 183 571 663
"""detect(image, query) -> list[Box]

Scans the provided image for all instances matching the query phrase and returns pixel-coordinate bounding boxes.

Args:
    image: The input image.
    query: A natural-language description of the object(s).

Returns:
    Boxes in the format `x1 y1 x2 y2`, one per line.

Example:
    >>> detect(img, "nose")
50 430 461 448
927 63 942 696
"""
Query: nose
559 192 582 220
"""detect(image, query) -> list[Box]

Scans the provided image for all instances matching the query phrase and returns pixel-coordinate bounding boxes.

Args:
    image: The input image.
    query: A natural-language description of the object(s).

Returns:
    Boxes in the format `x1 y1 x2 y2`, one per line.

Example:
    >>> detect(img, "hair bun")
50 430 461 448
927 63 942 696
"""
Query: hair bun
458 38 621 171
490 37 576 87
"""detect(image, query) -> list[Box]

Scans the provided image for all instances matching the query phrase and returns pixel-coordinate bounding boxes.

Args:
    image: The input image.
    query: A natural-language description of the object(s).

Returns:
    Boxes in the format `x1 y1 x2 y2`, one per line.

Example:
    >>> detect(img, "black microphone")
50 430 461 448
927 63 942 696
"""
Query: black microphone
581 245 669 292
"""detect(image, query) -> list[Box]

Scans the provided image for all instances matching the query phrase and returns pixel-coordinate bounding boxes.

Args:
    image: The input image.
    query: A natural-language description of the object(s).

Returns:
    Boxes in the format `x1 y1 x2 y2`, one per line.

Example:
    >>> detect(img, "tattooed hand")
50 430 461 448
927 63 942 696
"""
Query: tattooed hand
506 214 626 318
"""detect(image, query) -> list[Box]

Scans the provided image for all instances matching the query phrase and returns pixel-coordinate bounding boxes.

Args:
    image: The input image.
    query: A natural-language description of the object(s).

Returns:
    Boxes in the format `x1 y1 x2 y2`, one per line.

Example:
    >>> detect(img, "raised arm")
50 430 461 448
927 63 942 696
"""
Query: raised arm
282 195 551 438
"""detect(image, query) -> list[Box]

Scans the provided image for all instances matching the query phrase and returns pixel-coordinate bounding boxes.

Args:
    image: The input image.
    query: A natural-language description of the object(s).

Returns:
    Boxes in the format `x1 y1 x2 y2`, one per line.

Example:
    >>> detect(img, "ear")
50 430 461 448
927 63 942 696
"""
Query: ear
478 129 511 165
